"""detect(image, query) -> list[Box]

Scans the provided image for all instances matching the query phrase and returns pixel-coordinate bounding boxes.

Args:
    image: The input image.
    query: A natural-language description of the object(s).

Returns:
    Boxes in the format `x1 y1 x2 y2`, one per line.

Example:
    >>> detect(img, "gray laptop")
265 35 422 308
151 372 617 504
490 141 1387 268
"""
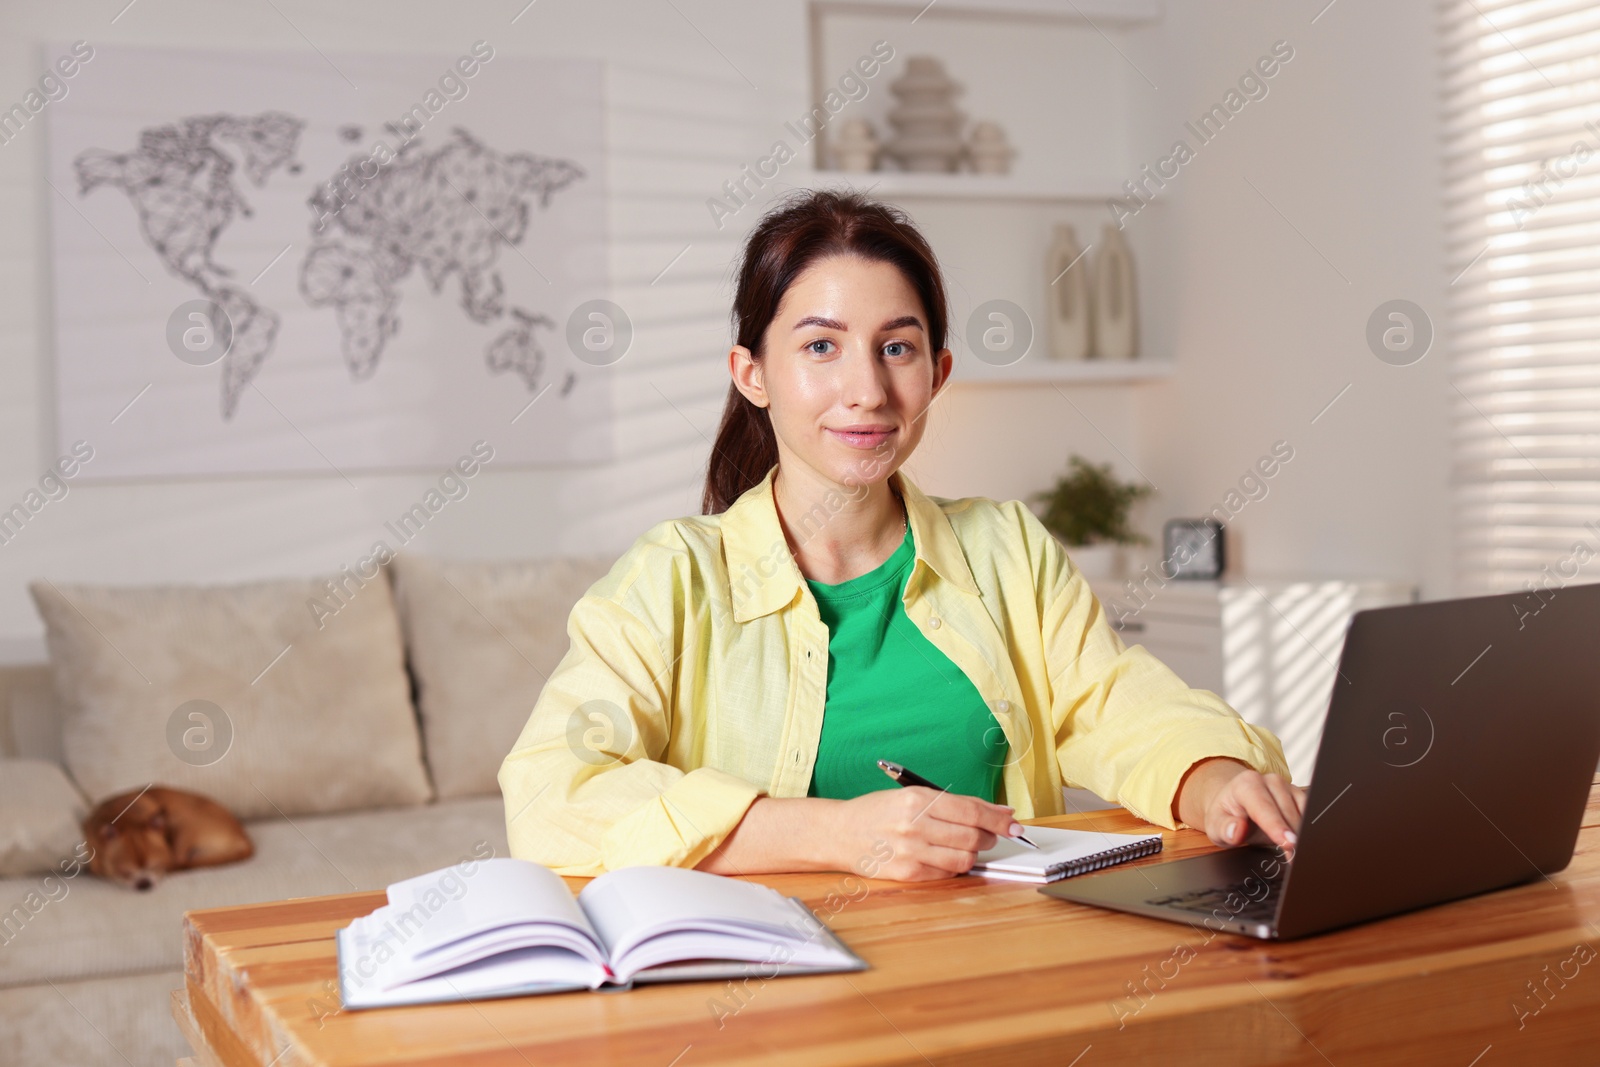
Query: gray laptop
1040 582 1600 939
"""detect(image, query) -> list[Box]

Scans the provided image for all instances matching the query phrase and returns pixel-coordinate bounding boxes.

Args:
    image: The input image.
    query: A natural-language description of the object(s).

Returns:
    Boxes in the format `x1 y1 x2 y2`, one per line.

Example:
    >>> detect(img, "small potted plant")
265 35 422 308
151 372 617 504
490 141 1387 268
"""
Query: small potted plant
1029 455 1153 581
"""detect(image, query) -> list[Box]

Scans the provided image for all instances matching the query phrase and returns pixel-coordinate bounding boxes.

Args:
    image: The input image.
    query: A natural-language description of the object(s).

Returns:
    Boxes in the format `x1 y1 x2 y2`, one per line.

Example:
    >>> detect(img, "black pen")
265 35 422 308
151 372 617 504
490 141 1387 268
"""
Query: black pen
876 759 1040 849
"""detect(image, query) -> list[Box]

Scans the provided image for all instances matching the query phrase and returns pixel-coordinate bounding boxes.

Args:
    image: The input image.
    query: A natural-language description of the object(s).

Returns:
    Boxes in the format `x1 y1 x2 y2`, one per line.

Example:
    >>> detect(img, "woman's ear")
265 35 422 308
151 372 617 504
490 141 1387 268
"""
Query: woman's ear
931 347 954 398
728 344 769 409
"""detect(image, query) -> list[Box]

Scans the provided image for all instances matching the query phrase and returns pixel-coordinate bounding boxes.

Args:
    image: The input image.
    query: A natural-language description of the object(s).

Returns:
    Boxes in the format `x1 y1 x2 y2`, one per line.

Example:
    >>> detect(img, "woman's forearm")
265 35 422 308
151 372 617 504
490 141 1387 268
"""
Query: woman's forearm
695 796 848 875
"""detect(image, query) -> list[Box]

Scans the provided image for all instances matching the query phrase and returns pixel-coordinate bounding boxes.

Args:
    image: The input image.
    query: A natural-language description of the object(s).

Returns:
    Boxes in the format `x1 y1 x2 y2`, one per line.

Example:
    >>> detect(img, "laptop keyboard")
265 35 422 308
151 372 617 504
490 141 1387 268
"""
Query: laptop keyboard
1145 868 1286 924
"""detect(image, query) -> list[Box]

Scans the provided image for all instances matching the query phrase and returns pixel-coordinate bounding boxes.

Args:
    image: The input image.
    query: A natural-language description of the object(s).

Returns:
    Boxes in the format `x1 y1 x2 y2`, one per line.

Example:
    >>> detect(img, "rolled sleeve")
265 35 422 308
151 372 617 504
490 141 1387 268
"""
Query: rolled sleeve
599 766 763 870
1108 678 1292 829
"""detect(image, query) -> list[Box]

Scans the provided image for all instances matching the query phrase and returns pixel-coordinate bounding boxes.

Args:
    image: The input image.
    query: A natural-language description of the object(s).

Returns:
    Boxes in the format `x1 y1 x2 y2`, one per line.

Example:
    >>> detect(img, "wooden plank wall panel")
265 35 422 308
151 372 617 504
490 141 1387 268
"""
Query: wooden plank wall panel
558 58 772 546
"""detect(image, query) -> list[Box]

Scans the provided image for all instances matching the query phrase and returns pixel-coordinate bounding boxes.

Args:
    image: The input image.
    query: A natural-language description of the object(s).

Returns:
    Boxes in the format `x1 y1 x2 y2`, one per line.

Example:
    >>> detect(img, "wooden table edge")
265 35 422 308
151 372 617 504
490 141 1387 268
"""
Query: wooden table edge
173 978 266 1067
169 778 1600 1066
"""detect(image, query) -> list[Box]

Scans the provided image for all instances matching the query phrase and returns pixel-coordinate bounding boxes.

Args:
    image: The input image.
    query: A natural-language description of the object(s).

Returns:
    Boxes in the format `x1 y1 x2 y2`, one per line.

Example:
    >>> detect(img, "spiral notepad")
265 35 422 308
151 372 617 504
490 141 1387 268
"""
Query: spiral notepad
969 826 1164 883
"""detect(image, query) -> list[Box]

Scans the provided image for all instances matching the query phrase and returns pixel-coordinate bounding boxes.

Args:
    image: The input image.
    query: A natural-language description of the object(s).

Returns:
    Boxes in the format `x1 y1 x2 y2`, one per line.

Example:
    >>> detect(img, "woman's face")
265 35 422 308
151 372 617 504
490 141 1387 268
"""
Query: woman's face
731 254 953 494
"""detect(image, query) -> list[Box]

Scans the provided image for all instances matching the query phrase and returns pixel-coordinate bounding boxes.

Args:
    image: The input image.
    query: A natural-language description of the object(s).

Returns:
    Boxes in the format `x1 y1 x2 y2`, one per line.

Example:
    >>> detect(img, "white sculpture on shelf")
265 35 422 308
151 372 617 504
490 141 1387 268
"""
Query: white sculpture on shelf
966 119 1015 175
1045 223 1092 361
1092 223 1138 360
883 56 966 173
831 117 880 173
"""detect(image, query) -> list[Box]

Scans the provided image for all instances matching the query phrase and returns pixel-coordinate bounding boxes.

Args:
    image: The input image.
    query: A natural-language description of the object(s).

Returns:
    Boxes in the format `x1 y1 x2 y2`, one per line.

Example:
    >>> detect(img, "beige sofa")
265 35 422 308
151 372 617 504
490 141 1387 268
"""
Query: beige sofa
0 553 616 1067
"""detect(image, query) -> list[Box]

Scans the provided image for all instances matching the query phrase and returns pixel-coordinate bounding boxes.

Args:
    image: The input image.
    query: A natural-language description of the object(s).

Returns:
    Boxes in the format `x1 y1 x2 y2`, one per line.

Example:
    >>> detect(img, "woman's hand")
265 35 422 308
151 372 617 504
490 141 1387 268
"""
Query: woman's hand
827 786 1023 881
1174 757 1307 856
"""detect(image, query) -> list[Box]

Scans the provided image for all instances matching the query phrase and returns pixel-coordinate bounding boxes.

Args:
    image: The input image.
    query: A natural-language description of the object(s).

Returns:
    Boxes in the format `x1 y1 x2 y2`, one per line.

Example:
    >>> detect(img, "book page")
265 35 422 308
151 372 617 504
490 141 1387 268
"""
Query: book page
617 926 857 978
356 916 609 991
577 866 818 963
383 857 598 957
338 928 607 1010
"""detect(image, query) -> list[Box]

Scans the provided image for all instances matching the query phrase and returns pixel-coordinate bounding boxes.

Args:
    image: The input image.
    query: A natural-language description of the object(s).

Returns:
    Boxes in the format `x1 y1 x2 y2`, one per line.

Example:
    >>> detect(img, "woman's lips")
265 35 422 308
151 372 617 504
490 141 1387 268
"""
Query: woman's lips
827 427 895 449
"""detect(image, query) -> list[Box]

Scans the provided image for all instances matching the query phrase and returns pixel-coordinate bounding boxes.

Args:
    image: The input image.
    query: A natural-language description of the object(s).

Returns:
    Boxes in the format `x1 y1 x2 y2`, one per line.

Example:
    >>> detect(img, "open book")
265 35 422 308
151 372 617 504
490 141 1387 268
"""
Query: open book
969 825 1163 883
335 859 868 1008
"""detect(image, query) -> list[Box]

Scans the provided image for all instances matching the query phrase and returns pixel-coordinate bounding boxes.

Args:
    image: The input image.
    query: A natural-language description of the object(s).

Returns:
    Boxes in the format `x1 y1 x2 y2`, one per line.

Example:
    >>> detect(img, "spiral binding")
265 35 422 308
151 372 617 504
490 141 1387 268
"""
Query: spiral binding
1046 837 1163 879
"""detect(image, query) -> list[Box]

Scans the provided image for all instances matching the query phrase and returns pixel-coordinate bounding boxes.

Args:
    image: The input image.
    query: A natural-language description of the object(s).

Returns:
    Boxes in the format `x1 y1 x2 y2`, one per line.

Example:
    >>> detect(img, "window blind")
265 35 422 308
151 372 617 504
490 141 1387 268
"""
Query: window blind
1441 0 1600 595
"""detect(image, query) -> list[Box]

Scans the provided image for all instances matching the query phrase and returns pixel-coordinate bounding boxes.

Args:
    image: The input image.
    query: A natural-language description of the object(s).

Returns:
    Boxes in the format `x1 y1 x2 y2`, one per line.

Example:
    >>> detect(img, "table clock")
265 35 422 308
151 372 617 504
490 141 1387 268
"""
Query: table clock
1163 519 1224 579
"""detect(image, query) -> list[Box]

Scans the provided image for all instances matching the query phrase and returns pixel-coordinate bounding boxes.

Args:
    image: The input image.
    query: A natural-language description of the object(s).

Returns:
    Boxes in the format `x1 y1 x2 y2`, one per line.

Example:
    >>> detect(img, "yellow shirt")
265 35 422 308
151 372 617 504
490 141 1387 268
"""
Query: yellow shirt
499 463 1291 876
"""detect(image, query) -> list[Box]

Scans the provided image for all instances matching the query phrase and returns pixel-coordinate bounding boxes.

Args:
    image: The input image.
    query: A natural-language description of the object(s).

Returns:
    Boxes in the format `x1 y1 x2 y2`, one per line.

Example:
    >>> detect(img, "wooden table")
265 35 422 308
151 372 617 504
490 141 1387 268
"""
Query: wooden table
174 778 1600 1066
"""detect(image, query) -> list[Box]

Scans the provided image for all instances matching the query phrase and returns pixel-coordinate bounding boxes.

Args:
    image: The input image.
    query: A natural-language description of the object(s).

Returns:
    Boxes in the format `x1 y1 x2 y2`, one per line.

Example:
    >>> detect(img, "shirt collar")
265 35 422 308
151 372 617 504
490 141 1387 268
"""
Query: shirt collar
721 463 982 623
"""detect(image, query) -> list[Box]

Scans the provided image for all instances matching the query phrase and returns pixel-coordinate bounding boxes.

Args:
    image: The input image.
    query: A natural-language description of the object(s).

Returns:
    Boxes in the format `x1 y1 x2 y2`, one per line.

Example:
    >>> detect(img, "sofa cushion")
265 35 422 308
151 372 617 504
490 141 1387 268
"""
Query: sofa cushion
29 575 433 819
0 795 509 989
0 969 189 1067
0 664 63 764
389 553 616 798
0 759 87 877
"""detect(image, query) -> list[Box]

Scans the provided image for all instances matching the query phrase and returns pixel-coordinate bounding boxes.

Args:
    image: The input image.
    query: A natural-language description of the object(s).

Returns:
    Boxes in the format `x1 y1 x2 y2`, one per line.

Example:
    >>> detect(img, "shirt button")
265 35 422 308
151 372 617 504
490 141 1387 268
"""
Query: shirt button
996 699 1010 713
929 616 942 629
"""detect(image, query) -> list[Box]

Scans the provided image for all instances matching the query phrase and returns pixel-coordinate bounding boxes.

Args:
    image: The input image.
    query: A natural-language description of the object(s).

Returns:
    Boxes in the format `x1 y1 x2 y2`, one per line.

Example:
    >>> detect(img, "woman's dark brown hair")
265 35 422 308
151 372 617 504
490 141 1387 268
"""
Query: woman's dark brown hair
700 188 950 514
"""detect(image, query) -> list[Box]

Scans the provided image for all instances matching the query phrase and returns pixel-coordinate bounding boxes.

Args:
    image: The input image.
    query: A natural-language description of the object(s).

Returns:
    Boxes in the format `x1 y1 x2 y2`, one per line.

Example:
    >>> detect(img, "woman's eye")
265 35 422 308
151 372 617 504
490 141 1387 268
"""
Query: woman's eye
884 341 911 357
806 339 833 355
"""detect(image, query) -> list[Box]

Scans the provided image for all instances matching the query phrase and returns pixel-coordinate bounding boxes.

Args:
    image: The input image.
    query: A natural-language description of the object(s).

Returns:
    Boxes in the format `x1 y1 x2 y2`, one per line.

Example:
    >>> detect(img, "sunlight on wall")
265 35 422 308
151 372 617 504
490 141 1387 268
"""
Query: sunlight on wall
1222 581 1359 786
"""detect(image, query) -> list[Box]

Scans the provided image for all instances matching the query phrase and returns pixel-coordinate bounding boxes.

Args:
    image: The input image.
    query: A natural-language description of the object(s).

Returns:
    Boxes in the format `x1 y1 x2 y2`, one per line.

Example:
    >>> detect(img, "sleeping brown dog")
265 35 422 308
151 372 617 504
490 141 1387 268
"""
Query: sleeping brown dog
83 785 254 891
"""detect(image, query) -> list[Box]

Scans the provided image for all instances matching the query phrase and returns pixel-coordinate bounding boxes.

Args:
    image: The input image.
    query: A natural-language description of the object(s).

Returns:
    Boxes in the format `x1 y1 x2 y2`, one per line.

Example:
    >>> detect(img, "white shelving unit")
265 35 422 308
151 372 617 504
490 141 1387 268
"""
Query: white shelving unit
801 170 1129 204
798 171 1170 385
956 357 1174 384
802 2 1167 387
809 0 1162 31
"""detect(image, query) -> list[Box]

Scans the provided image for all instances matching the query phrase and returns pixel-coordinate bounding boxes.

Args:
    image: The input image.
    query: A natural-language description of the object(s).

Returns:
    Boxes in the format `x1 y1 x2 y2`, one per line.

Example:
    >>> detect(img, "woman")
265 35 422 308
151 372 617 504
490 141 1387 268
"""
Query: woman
499 189 1304 881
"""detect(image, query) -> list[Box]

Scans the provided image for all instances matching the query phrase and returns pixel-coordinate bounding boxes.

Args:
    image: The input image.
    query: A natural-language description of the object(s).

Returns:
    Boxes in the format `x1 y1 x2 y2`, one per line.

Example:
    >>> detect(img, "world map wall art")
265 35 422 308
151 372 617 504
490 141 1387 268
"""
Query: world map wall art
45 42 611 478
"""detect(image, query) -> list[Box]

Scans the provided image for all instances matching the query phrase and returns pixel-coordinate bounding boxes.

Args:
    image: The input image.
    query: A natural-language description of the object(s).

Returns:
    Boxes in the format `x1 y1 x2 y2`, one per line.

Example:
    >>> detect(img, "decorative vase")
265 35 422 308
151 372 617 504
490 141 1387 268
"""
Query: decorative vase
832 118 880 173
1066 542 1123 583
966 119 1015 174
1045 223 1092 361
1092 223 1138 360
883 56 966 173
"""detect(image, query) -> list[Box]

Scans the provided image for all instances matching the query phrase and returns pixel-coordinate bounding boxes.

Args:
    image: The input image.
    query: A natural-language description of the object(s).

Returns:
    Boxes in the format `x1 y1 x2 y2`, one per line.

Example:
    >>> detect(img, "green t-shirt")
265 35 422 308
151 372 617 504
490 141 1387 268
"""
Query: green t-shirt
804 518 1008 802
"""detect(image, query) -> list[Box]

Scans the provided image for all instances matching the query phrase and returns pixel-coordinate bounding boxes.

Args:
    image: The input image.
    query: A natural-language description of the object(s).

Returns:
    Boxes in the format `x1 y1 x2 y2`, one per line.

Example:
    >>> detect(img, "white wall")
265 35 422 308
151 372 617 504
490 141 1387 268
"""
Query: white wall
1124 1 1451 595
0 0 1448 661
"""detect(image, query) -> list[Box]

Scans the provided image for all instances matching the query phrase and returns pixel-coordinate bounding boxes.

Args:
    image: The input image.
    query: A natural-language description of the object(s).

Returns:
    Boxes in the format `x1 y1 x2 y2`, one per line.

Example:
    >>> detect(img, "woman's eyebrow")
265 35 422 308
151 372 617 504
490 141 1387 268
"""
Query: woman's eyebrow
791 314 926 332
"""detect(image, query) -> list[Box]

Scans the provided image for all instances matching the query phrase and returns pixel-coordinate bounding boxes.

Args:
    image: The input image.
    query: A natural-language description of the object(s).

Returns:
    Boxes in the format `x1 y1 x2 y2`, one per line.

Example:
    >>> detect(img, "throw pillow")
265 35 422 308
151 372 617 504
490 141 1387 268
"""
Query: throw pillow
388 553 616 798
29 574 433 820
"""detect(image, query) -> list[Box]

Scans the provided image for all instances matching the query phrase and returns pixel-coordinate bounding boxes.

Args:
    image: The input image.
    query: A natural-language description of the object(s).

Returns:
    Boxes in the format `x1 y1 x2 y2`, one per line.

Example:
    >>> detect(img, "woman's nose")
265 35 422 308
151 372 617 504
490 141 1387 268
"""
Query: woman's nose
841 347 889 407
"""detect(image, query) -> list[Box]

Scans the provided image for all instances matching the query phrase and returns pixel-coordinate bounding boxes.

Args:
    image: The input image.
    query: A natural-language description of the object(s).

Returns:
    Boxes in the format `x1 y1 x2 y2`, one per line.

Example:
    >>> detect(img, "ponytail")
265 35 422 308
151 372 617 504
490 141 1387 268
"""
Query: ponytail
700 388 780 516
